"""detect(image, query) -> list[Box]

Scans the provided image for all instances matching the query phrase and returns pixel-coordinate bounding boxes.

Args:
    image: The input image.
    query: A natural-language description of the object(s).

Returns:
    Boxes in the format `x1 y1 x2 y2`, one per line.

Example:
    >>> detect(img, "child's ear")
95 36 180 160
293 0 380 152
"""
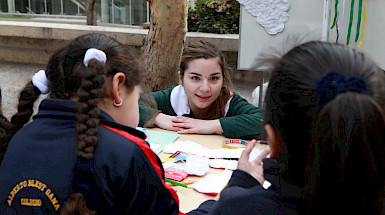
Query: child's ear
178 71 183 85
111 72 126 103
264 124 279 159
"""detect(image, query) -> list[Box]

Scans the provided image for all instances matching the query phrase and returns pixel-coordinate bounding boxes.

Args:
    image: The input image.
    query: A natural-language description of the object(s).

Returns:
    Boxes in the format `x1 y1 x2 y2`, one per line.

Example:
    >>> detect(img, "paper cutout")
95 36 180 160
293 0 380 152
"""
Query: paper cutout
237 0 290 35
144 130 179 154
164 167 189 182
209 159 238 170
185 155 210 176
190 170 233 196
163 151 190 163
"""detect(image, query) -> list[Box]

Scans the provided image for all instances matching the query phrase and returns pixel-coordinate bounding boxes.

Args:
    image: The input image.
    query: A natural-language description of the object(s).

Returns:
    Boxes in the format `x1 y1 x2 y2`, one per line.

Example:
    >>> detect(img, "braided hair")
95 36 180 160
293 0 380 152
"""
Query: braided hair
0 83 41 164
0 33 143 214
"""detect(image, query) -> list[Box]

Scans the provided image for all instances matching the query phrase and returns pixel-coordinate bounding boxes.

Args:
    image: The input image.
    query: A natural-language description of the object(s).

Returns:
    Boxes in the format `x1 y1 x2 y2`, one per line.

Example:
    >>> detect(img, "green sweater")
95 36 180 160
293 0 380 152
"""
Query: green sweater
139 86 263 139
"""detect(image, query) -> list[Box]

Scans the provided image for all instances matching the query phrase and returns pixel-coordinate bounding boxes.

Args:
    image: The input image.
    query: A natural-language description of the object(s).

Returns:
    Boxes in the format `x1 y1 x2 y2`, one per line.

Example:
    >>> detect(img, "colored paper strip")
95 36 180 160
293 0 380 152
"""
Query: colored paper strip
355 0 363 42
346 0 355 45
330 0 339 29
358 0 367 47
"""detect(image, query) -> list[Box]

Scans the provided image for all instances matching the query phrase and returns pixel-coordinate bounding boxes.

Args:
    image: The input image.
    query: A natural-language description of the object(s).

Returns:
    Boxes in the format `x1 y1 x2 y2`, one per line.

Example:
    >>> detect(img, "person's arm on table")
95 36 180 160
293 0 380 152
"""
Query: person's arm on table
152 113 181 132
140 88 264 138
172 94 262 137
139 89 223 134
138 102 160 127
187 200 216 215
220 94 264 139
172 117 223 135
139 86 176 128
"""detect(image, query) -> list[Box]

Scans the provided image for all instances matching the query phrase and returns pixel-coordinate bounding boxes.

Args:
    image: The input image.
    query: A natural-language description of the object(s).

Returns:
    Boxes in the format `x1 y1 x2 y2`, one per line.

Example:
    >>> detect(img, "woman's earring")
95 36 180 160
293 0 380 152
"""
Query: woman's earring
113 97 123 107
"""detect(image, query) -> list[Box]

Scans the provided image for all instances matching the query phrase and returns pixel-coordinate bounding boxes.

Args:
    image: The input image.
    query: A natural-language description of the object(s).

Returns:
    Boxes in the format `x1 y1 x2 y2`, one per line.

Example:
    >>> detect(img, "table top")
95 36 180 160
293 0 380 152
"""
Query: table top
149 128 269 212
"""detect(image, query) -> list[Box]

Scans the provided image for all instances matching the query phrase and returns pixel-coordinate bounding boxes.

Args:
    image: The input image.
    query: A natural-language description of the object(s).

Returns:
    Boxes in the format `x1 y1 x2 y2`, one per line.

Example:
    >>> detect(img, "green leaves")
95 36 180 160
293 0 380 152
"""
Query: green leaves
188 0 240 34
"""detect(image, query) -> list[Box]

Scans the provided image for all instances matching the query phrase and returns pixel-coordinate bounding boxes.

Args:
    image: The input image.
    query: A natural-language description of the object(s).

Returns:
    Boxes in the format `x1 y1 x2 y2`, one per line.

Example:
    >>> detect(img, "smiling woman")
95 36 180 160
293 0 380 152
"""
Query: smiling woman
181 58 223 118
139 40 263 139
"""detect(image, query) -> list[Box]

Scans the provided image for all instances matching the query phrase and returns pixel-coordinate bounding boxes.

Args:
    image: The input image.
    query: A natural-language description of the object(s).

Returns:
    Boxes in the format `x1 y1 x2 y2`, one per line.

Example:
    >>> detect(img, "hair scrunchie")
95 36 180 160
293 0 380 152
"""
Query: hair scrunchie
316 72 370 107
83 48 107 67
32 70 49 94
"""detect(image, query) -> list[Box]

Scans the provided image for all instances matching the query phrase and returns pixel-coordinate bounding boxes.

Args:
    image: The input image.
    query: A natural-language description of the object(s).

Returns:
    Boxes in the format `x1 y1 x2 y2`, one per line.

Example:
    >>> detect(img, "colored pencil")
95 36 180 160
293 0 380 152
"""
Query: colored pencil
165 178 189 188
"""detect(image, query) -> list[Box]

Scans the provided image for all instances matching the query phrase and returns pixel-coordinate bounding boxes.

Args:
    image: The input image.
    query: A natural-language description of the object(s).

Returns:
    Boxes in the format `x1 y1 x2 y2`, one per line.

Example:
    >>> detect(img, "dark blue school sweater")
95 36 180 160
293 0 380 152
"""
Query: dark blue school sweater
0 99 179 214
189 159 301 215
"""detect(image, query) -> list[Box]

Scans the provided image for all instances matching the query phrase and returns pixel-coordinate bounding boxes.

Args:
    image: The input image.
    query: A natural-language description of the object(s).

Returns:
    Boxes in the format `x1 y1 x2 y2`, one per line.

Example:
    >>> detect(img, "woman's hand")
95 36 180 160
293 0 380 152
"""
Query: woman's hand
171 116 223 135
237 139 271 184
154 113 183 132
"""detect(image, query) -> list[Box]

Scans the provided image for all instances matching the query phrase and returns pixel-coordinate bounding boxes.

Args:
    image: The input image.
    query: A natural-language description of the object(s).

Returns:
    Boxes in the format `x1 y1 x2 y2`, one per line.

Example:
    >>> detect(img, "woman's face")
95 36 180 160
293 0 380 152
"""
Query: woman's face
180 58 223 114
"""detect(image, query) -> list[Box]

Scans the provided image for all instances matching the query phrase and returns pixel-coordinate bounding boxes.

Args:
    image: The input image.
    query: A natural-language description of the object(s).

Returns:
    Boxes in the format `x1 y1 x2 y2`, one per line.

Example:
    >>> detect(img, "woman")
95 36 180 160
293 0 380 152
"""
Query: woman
0 33 180 214
189 41 385 214
139 40 263 139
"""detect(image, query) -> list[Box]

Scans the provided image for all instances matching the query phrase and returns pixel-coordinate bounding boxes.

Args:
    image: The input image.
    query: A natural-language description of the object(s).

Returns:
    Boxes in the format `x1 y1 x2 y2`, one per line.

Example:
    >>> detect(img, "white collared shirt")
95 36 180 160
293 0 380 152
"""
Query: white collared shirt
170 85 233 116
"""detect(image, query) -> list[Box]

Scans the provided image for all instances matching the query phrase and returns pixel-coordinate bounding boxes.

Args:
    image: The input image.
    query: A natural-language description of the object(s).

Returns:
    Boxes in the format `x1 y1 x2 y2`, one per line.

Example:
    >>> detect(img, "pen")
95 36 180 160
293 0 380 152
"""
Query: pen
165 178 189 188
259 140 269 145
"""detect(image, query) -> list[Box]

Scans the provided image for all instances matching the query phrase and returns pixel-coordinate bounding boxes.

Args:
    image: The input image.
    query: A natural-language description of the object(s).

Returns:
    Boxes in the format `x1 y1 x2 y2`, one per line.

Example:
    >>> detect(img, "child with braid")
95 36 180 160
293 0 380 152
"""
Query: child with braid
0 33 180 214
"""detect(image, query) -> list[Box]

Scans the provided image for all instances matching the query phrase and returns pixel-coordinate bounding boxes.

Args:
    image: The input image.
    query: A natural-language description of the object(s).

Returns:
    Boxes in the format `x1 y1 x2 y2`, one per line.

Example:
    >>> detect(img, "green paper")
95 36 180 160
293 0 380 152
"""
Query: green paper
355 0 363 42
346 0 355 45
144 130 180 154
330 0 339 29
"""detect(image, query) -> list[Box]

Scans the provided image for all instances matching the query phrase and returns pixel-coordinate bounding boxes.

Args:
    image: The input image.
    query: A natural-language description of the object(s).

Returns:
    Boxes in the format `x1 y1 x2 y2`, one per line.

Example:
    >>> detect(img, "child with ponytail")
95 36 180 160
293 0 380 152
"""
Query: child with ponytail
189 41 385 214
0 33 180 214
301 73 385 214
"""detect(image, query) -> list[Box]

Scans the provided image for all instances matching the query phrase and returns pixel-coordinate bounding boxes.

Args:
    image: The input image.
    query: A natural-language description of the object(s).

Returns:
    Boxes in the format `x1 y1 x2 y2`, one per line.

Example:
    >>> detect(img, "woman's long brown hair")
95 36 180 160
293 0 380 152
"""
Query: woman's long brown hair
180 40 233 119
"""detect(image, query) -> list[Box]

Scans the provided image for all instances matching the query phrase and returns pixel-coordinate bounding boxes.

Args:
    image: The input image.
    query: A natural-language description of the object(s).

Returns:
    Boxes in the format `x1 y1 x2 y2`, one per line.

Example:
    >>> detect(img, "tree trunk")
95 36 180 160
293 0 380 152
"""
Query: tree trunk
0 88 2 115
142 0 188 91
86 0 97 26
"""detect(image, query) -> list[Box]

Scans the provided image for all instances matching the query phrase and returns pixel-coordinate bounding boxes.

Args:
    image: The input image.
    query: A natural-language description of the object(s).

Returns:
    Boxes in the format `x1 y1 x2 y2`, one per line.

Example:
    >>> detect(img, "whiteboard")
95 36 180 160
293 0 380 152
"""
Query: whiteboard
238 0 385 70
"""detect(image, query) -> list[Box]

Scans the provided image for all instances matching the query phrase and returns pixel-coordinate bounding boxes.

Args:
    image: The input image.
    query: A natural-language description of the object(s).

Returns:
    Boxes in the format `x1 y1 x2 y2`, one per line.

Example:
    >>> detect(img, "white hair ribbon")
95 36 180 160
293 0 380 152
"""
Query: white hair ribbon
32 70 49 94
83 48 107 67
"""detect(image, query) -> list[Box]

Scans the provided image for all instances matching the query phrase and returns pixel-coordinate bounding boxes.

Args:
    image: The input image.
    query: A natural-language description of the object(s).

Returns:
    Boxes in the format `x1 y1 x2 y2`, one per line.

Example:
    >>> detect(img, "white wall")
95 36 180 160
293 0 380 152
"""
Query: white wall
238 0 385 70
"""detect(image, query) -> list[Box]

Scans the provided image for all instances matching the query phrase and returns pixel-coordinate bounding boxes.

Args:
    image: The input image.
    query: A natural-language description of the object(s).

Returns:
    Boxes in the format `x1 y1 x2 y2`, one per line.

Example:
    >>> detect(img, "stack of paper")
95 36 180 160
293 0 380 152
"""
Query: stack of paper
144 130 180 154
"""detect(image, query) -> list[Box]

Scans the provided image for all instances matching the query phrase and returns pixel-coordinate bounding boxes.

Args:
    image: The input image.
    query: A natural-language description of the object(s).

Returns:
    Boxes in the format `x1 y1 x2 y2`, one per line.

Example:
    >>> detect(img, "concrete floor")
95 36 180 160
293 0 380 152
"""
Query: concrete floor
0 61 257 120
